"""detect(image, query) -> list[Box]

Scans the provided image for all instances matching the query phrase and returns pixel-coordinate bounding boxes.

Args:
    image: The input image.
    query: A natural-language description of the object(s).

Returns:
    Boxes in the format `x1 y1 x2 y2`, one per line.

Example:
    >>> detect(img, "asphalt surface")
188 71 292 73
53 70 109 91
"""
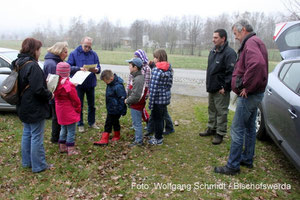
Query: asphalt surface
101 64 208 97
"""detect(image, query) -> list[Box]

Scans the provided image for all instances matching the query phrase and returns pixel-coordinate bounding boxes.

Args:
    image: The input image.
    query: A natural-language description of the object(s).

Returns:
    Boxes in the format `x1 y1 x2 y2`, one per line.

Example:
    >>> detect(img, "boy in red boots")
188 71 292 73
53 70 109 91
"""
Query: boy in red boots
94 70 127 146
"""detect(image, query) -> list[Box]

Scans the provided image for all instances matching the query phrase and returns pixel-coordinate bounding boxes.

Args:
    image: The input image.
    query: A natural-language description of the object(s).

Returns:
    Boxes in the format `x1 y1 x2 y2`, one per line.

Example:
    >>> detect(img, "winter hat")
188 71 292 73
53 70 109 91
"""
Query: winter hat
56 62 70 78
134 49 148 64
126 58 143 69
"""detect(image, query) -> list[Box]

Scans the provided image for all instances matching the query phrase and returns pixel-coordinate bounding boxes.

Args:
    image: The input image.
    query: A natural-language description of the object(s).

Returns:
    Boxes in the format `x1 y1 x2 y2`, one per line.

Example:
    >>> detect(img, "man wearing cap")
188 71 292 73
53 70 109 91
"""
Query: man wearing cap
67 36 101 133
125 58 147 147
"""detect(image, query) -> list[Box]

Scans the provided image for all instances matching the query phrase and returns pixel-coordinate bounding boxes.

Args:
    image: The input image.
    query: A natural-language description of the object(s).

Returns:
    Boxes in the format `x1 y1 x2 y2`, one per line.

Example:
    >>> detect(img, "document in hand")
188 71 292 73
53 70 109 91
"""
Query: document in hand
46 74 59 93
70 71 91 85
83 64 97 69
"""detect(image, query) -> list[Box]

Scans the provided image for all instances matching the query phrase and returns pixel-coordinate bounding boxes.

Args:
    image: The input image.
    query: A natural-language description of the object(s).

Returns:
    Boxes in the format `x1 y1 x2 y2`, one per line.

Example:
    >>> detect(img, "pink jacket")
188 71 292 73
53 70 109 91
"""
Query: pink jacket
54 78 81 125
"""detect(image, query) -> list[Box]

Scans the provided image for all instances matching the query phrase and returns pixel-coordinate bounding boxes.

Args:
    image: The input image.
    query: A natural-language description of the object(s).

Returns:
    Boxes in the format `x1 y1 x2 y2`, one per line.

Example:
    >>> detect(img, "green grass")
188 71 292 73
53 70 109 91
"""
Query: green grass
0 40 281 71
0 84 300 199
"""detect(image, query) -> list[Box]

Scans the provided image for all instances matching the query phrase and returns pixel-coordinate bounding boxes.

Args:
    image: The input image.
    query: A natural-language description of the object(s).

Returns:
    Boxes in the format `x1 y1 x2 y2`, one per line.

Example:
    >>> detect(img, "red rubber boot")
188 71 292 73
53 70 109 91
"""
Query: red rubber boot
93 132 109 146
111 131 120 142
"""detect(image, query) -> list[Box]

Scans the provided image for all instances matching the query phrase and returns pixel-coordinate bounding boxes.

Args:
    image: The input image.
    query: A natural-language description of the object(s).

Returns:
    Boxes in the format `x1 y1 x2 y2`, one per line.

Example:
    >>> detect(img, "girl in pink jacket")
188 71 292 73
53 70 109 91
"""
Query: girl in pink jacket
54 62 81 155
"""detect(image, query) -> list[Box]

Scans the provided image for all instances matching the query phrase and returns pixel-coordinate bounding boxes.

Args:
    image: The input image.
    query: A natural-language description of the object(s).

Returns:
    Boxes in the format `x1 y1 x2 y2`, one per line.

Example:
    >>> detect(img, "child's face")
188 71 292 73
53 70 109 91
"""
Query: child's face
129 63 138 73
103 76 114 84
153 57 159 63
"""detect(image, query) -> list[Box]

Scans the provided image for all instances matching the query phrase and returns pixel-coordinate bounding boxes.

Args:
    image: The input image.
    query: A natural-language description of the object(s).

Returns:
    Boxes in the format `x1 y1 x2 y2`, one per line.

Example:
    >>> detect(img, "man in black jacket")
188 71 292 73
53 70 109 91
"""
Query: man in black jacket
199 29 237 144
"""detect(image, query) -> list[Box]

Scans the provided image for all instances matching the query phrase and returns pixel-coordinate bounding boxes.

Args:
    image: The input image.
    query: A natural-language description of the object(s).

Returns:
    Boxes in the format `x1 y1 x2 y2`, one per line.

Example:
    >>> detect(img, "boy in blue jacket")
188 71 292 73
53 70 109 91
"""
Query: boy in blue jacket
94 70 127 146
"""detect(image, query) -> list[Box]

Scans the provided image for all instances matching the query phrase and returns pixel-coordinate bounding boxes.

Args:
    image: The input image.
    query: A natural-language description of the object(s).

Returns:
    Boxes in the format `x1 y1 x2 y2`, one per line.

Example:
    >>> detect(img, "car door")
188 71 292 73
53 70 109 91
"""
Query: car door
264 61 300 166
0 57 12 105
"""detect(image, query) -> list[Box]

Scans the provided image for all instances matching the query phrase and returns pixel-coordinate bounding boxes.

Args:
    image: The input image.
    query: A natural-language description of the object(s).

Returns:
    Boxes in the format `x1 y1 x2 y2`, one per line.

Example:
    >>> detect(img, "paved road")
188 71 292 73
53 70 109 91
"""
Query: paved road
101 64 208 97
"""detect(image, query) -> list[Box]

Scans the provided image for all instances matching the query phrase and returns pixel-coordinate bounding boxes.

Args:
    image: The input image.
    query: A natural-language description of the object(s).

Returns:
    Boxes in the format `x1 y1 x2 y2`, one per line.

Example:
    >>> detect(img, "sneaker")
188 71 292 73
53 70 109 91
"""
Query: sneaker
144 132 153 139
212 134 223 145
90 124 100 129
148 137 163 145
129 141 143 147
214 165 240 175
78 126 85 133
199 128 216 136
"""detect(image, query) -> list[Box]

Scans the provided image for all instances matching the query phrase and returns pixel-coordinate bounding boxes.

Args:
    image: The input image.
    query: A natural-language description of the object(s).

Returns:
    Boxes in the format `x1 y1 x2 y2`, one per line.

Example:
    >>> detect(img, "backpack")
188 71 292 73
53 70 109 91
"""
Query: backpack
0 61 32 105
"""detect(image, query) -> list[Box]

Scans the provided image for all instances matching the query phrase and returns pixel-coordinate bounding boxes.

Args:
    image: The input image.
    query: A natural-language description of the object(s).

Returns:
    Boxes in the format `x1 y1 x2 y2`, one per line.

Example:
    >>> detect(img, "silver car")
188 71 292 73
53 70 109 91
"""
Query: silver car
0 47 19 111
256 21 300 171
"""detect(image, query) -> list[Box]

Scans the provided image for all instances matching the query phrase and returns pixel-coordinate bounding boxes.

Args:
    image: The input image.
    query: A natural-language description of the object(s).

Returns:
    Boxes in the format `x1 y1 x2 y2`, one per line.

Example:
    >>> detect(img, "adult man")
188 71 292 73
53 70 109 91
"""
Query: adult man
199 29 236 145
67 37 101 133
214 20 268 175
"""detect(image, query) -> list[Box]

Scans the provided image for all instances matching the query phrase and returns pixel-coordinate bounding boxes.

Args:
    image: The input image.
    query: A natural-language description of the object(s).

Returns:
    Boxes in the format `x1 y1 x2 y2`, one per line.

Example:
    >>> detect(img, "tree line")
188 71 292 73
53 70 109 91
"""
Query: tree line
28 10 296 56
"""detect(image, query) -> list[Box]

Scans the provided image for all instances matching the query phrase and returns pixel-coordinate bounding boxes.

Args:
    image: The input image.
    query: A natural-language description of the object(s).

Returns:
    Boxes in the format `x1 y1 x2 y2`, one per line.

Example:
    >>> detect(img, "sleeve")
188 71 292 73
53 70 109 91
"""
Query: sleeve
243 42 268 94
148 69 159 110
126 74 133 93
126 76 144 105
224 49 237 91
94 52 101 74
29 63 52 101
67 52 81 77
69 84 81 113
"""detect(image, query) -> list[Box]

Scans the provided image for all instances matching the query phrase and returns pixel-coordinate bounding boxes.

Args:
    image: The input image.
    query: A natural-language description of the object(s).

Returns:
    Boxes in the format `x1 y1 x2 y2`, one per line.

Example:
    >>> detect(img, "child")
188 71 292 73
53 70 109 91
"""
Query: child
54 62 81 155
125 58 147 147
148 49 173 145
126 50 151 124
94 70 127 146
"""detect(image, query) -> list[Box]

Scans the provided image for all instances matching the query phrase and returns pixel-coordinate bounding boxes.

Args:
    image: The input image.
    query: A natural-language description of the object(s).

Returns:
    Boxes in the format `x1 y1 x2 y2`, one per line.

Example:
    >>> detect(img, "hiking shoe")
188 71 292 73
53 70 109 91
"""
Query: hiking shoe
212 134 223 145
78 126 85 133
240 161 254 169
148 137 163 145
90 123 100 129
129 141 143 147
214 165 240 175
199 128 216 136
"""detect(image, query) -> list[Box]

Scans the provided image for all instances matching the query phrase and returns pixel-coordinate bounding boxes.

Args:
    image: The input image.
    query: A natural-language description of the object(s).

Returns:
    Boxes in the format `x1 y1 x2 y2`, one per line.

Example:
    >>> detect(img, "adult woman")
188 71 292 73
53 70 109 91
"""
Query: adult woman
43 42 69 143
13 38 53 173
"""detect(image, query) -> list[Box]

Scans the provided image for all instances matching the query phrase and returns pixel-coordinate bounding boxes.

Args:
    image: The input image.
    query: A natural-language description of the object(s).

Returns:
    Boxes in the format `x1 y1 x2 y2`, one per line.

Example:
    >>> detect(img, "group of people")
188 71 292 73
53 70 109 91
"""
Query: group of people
200 20 268 175
13 19 268 175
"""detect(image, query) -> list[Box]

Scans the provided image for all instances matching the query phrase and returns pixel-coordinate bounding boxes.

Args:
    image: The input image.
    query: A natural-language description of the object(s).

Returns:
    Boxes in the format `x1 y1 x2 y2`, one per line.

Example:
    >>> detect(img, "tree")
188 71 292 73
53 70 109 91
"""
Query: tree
67 17 86 48
283 0 300 20
129 20 144 50
185 16 203 55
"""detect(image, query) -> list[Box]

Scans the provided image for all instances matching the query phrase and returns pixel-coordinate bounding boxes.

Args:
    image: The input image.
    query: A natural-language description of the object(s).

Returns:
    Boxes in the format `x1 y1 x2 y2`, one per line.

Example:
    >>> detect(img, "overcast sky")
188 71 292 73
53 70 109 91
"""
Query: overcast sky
1 0 287 34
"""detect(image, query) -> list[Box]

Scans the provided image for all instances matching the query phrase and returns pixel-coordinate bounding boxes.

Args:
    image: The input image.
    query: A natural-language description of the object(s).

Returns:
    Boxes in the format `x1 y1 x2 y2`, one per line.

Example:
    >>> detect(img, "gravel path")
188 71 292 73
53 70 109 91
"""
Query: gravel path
101 64 208 97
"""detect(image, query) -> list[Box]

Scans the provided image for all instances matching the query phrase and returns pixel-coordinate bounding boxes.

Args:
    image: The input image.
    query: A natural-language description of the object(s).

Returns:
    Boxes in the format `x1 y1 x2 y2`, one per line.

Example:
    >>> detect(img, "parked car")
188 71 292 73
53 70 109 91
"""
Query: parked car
0 47 19 111
256 21 300 171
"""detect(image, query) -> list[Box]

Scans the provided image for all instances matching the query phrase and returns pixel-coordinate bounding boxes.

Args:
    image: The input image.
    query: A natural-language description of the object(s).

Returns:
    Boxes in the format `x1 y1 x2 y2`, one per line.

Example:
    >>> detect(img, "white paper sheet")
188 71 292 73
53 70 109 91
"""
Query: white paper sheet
70 71 91 85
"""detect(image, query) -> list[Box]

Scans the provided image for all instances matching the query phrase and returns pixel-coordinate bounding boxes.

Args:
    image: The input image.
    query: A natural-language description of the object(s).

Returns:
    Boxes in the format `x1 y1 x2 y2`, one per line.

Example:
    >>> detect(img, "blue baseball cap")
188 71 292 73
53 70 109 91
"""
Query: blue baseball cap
126 57 143 68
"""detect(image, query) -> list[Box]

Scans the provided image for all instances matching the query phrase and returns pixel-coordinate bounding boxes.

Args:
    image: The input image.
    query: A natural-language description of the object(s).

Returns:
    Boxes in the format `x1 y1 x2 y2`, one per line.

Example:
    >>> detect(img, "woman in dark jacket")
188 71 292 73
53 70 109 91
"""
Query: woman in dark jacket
13 38 53 173
43 42 69 143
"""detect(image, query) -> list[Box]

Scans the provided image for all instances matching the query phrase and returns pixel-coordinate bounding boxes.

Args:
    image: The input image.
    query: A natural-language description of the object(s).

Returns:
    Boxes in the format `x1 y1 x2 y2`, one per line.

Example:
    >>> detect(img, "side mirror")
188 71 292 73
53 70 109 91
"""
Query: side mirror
0 67 12 74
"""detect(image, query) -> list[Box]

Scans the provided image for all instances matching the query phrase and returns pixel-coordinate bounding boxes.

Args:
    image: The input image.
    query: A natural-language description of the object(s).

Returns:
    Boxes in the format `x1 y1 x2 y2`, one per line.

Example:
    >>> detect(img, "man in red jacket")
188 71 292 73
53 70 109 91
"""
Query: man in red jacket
214 19 268 175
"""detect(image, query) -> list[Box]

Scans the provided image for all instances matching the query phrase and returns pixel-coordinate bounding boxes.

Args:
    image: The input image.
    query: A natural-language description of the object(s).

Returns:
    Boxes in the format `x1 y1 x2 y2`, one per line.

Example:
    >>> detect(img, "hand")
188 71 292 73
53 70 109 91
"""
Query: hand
219 88 225 95
80 67 87 71
239 88 248 98
51 93 54 100
124 99 127 104
88 68 98 73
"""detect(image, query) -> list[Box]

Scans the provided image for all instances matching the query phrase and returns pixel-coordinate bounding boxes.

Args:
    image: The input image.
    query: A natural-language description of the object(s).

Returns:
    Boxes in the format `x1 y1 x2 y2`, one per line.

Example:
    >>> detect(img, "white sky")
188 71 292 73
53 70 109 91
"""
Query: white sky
1 0 287 34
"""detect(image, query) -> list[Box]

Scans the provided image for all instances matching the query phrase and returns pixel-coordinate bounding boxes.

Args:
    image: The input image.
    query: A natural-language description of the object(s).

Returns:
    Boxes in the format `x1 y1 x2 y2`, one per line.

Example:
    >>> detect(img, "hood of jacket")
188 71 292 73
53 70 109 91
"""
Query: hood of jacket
108 74 124 86
156 61 170 71
75 45 94 55
12 53 36 70
44 52 62 62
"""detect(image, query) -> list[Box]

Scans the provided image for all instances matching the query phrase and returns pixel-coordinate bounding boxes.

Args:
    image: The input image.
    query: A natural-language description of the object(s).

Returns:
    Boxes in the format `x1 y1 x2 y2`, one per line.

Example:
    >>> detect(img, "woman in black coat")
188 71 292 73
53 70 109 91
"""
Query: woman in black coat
13 38 53 173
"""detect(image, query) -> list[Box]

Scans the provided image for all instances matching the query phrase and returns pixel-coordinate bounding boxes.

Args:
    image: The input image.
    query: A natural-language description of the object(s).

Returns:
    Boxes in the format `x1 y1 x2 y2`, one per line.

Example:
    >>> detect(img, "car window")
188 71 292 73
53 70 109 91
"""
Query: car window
0 57 10 68
279 63 291 80
281 62 300 93
285 25 300 47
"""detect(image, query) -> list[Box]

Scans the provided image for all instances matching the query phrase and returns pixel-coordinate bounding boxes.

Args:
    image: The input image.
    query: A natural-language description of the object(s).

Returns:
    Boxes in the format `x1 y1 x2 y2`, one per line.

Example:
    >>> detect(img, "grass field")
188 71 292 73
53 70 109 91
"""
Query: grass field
0 40 280 71
0 83 300 199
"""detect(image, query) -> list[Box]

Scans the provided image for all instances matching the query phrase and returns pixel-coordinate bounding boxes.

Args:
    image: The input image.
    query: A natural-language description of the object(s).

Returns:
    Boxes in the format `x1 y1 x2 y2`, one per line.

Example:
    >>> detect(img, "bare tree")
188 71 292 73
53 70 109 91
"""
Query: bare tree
67 17 86 48
129 20 144 50
185 15 203 55
283 0 300 20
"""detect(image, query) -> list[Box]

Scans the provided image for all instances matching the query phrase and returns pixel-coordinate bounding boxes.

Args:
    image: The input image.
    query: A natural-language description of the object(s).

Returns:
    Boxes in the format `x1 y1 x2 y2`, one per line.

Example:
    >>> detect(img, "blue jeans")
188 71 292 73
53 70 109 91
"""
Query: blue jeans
227 93 264 170
22 120 48 173
131 108 143 143
59 123 76 146
76 87 96 127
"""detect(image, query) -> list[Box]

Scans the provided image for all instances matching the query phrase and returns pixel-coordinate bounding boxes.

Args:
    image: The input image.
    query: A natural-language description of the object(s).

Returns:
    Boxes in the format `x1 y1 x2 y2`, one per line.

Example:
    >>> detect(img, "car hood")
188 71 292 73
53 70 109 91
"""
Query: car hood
273 21 300 60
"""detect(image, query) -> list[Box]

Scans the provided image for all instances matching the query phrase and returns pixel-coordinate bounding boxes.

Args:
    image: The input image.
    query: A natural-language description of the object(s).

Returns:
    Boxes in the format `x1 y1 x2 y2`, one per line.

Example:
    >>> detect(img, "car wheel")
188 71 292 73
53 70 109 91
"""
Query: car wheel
256 104 267 140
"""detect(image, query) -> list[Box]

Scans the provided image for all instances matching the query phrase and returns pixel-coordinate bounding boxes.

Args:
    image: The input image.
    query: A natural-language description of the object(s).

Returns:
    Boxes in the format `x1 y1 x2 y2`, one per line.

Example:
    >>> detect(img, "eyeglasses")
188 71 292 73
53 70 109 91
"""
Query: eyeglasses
83 45 91 49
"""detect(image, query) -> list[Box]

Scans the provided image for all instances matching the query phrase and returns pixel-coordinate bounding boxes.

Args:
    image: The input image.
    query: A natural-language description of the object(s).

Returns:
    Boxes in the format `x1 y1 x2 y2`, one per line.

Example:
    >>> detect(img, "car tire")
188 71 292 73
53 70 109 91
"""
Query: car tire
256 104 267 140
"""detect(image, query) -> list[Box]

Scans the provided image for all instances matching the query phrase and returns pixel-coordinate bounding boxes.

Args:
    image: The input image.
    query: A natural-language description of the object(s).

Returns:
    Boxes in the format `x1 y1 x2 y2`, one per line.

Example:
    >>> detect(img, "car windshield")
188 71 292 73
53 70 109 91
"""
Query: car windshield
1 51 18 61
285 25 300 47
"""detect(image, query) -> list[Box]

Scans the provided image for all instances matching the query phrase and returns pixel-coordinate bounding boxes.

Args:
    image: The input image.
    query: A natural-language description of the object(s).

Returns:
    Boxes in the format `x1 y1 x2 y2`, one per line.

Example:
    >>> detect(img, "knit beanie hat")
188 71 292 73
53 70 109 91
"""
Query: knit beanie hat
56 62 70 78
134 49 148 64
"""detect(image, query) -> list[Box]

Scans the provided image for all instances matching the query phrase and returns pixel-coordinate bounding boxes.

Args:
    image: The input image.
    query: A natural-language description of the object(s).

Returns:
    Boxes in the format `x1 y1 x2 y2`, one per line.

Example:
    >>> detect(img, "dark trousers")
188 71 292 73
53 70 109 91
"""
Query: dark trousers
152 104 167 140
104 114 121 133
147 106 174 134
76 87 96 126
51 103 61 143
